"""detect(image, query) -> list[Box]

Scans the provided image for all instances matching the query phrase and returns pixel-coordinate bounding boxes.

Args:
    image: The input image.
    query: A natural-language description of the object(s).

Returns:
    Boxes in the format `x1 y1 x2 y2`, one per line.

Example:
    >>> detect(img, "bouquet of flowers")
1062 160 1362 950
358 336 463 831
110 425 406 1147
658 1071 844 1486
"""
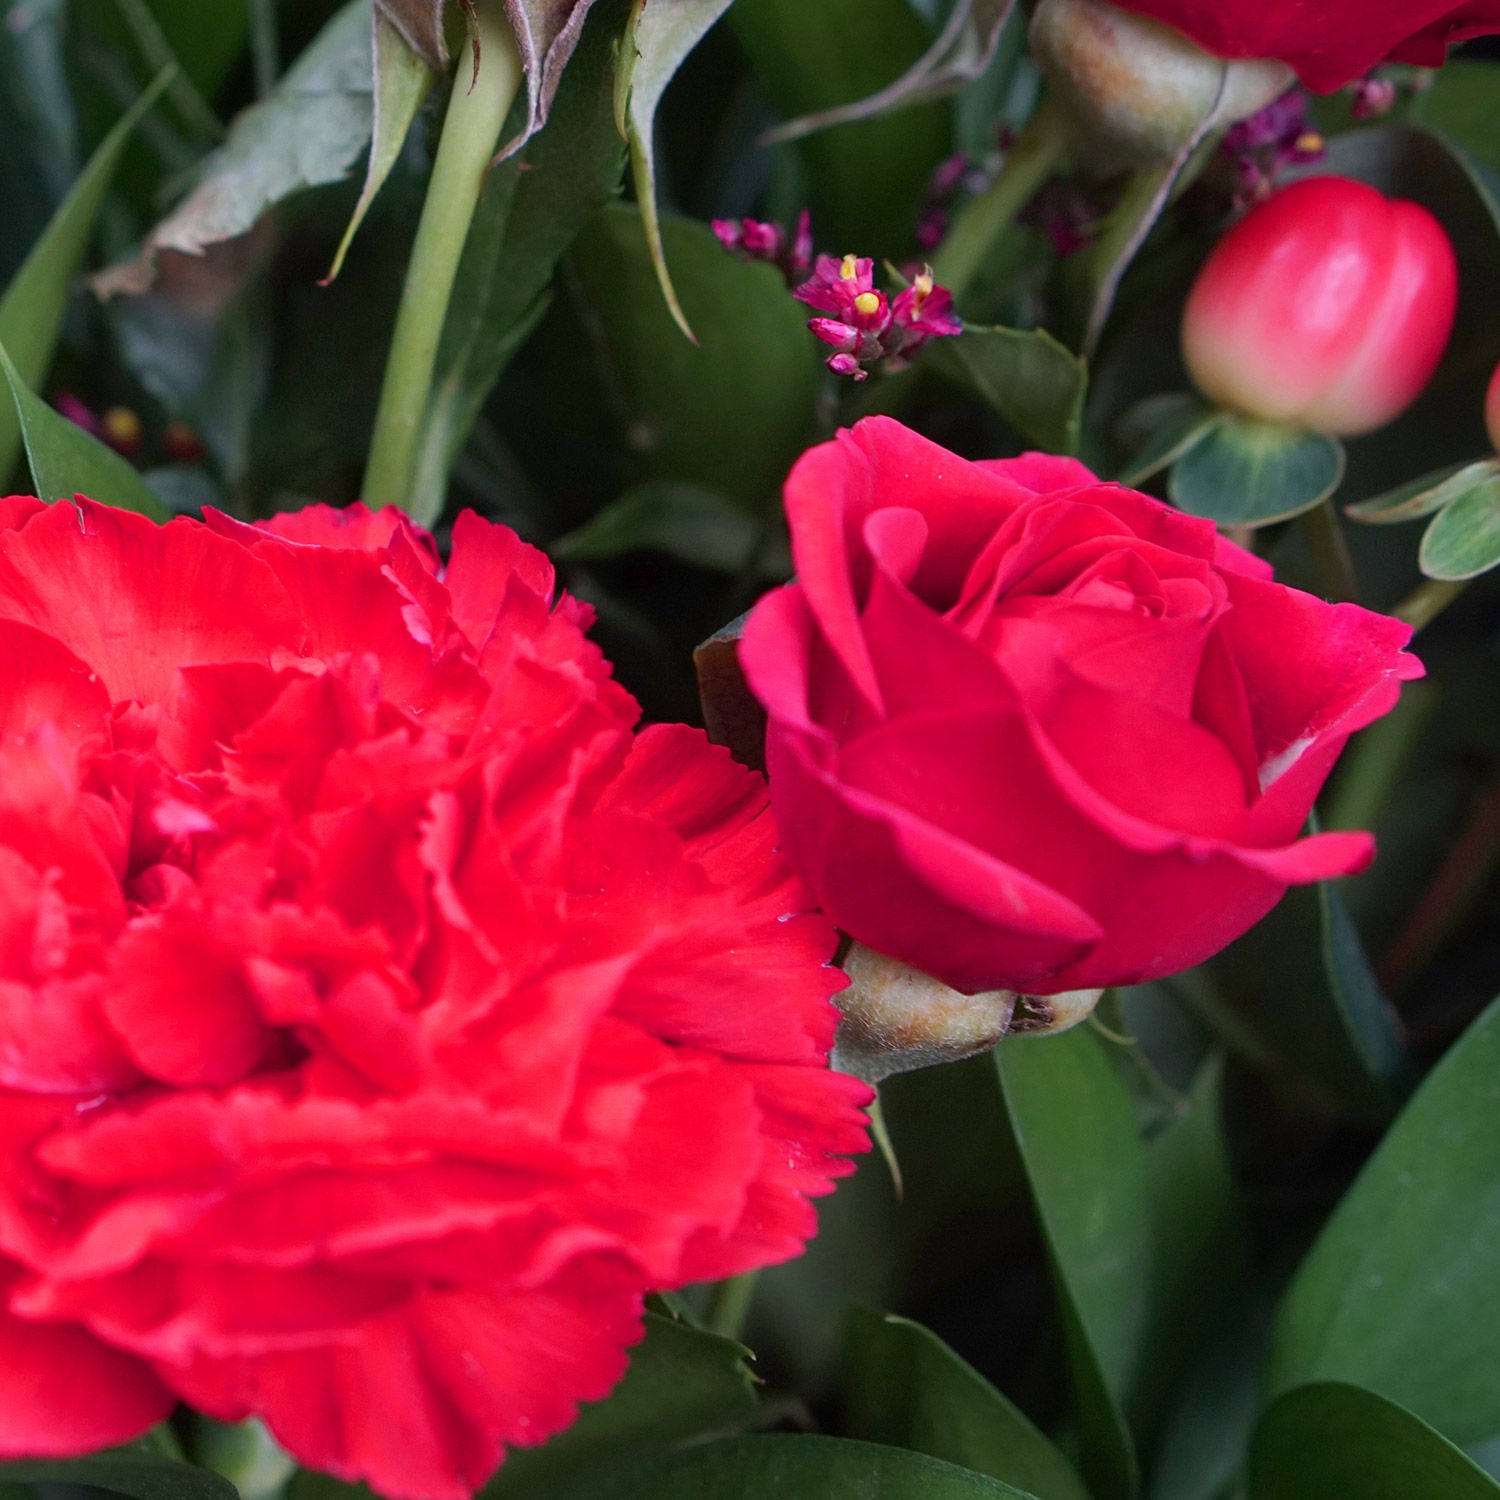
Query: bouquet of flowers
1 1 1499 1497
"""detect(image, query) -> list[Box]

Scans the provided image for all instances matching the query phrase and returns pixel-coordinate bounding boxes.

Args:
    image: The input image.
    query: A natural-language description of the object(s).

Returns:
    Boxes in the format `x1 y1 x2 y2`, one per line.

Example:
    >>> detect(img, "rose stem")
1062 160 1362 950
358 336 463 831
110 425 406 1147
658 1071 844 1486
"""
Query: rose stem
1392 577 1468 634
932 96 1071 306
249 0 281 98
1302 498 1360 603
707 1270 761 1342
363 4 521 508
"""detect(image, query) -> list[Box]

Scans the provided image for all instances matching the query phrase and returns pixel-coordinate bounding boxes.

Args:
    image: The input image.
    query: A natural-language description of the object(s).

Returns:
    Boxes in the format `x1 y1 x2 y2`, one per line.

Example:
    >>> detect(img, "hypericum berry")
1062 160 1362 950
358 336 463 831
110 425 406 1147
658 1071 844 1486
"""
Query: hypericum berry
1182 176 1458 437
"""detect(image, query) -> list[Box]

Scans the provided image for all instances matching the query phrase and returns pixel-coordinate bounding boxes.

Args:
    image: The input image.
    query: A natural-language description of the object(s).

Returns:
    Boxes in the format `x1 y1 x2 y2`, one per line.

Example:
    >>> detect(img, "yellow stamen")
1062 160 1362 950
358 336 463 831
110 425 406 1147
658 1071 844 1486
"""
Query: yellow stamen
839 254 859 280
1295 131 1325 155
854 291 881 317
913 268 935 301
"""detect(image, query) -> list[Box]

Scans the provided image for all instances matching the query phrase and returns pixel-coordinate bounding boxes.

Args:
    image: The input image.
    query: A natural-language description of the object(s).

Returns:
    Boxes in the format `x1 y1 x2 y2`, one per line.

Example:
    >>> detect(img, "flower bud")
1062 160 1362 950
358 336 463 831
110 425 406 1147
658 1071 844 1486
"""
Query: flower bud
1029 0 1293 171
831 944 1103 1085
1487 358 1500 454
1182 176 1458 436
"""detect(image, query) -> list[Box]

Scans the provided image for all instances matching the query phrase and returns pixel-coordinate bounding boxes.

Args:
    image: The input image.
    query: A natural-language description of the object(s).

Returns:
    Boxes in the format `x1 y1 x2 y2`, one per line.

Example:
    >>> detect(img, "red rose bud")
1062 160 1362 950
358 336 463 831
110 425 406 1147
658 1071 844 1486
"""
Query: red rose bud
1487 358 1500 453
1183 176 1458 437
0 498 868 1498
1107 0 1500 92
1029 0 1293 170
833 944 1103 1084
739 418 1422 997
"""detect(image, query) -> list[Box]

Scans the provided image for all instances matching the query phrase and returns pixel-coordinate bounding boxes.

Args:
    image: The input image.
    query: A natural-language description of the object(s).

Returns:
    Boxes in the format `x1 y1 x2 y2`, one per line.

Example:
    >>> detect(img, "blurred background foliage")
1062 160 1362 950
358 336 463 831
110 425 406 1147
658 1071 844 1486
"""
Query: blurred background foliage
2 2 1500 1497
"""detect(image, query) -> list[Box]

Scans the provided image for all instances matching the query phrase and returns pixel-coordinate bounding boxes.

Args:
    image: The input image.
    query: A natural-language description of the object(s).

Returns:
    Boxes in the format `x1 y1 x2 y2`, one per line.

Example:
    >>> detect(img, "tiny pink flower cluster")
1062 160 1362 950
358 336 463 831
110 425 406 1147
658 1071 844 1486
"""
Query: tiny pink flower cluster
711 209 813 287
1220 89 1326 208
794 254 962 381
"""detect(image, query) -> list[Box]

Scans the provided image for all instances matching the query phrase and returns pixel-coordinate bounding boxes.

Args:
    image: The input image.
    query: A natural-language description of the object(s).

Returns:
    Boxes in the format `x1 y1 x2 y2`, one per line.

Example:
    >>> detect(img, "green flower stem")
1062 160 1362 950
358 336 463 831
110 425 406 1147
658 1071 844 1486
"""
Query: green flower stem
249 0 281 98
707 1270 760 1343
363 6 521 507
1303 497 1360 604
932 96 1070 305
1393 576 1468 633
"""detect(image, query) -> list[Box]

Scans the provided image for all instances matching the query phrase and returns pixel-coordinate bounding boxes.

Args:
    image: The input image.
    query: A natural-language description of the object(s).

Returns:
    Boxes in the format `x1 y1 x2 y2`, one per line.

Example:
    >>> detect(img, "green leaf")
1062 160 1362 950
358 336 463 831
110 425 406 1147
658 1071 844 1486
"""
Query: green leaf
485 1310 761 1498
1267 996 1500 1448
730 0 951 254
843 1309 1091 1500
1420 467 1500 580
553 481 760 570
762 0 1018 140
567 204 820 508
1250 1384 1500 1500
0 335 169 520
0 66 171 481
326 9 434 282
998 1028 1143 1500
1114 393 1220 487
998 1039 1243 1500
408 0 627 524
116 0 249 100
1345 459 1496 523
932 323 1087 454
1065 134 1212 360
1411 61 1500 176
623 0 736 340
1169 415 1345 528
0 1435 238 1500
1195 868 1407 1120
96 0 377 297
529 1434 1041 1499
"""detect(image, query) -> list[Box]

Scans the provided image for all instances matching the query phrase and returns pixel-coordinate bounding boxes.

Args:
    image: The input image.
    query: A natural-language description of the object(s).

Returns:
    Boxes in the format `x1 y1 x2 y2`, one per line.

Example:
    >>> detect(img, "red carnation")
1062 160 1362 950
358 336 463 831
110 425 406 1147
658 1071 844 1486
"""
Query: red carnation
0 496 867 1498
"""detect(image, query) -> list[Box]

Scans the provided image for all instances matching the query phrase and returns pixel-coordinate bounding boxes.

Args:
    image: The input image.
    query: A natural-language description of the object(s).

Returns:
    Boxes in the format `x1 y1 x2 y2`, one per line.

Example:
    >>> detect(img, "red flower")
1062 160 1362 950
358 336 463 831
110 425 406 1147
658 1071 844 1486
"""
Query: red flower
740 419 1422 996
0 497 867 1498
1108 0 1500 92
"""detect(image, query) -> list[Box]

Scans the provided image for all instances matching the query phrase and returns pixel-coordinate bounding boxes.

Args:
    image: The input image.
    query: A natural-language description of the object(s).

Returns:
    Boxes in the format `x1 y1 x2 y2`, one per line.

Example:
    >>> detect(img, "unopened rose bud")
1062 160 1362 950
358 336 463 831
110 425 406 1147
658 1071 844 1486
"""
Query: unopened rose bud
1029 0 1293 171
831 944 1103 1085
1183 176 1457 436
1486 359 1500 454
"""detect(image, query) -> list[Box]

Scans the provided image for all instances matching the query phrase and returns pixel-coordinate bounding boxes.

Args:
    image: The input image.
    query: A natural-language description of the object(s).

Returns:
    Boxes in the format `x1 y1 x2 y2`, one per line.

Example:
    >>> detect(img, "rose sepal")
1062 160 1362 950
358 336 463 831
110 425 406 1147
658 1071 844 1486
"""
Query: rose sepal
1166 411 1347 529
831 945 1104 1086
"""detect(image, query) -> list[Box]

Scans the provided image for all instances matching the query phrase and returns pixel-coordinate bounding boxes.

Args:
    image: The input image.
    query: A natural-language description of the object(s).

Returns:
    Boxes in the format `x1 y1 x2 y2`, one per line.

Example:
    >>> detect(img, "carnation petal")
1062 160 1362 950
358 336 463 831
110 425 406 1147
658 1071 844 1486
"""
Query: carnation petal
0 1277 172 1457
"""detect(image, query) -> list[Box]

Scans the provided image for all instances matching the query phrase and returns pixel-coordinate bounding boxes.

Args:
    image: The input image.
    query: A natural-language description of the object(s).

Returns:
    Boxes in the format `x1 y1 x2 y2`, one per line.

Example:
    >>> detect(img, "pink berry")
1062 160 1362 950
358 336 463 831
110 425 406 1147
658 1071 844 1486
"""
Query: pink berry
1182 176 1458 436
